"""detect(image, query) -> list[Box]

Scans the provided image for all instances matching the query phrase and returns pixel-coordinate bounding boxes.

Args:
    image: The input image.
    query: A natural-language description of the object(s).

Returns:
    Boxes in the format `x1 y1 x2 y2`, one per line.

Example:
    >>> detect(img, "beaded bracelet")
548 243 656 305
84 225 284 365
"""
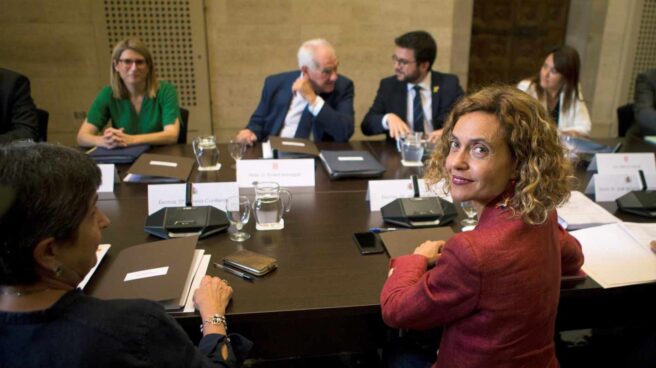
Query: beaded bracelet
200 314 227 333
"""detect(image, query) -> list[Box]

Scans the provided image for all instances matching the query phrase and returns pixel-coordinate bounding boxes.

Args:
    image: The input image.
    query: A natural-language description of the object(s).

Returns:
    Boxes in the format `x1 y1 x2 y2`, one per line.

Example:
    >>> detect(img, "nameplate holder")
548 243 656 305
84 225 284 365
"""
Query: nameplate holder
236 159 315 187
589 173 656 202
148 184 187 215
367 179 451 211
97 164 118 193
191 182 239 210
595 153 656 174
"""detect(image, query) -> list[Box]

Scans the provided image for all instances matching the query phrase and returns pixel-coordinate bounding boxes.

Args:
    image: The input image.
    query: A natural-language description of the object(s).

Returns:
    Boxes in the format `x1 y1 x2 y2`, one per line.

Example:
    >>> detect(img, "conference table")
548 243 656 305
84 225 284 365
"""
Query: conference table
87 137 656 359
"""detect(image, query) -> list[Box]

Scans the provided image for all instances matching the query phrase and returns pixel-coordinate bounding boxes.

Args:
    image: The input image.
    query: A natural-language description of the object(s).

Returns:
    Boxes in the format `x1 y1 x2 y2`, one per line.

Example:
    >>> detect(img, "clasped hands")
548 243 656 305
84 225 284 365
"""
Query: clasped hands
100 127 135 149
413 240 446 266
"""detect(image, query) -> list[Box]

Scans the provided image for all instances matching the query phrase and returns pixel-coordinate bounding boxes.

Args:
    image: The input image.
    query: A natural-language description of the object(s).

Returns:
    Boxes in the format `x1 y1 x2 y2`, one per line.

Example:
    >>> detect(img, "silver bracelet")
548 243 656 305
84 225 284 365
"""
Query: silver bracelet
200 314 228 333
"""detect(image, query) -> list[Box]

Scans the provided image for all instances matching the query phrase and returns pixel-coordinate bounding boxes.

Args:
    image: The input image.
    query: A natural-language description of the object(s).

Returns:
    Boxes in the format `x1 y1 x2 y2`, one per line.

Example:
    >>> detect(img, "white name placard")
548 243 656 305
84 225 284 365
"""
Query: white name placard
191 182 239 210
368 179 451 211
147 183 187 214
124 266 169 282
596 153 656 174
97 164 116 193
590 173 656 202
236 159 315 187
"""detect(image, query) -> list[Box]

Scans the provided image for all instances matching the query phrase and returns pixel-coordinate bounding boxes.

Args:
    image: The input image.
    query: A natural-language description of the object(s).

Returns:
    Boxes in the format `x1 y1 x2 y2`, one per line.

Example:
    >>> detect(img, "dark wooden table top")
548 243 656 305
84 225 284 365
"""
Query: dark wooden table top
89 137 656 357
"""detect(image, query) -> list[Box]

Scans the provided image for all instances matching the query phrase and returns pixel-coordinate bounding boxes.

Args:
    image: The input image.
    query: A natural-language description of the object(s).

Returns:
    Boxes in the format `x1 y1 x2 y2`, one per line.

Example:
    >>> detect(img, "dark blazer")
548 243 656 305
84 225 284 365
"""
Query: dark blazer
0 68 39 143
245 71 355 142
361 70 463 139
633 68 656 136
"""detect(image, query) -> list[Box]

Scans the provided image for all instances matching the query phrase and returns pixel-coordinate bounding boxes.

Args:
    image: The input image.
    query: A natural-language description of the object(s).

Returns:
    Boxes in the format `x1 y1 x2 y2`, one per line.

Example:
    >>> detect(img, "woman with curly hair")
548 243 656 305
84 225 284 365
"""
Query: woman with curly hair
380 85 584 367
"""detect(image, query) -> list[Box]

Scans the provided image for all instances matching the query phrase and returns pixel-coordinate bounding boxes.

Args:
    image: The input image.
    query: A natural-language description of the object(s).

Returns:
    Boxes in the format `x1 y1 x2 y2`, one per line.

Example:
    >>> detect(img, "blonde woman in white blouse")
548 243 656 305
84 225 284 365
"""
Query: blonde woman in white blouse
517 45 591 137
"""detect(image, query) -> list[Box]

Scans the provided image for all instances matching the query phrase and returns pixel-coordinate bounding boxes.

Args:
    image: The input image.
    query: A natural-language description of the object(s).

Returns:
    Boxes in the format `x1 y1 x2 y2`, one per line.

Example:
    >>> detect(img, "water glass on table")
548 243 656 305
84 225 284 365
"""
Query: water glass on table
226 195 251 241
460 200 478 229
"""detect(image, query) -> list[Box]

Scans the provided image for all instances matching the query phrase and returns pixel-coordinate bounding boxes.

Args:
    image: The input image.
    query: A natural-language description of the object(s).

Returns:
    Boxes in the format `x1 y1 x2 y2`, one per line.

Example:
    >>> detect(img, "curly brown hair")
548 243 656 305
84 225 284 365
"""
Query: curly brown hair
426 85 574 225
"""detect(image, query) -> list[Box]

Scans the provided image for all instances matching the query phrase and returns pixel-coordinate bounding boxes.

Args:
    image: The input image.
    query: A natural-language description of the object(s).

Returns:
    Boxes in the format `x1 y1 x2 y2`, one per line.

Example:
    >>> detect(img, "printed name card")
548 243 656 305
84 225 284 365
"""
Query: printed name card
596 153 656 174
191 182 239 210
591 173 656 202
367 179 451 211
97 164 117 193
147 184 186 214
236 159 315 187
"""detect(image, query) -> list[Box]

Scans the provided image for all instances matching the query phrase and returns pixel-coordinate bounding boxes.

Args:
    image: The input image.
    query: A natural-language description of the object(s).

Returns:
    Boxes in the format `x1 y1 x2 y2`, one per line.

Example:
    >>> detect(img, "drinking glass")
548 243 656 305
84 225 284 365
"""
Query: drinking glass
460 201 478 227
225 195 251 241
228 139 246 168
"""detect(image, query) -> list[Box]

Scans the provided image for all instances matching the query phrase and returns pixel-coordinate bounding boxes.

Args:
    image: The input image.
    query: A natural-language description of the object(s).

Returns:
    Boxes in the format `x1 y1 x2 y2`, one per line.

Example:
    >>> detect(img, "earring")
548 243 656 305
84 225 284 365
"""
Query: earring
53 266 62 278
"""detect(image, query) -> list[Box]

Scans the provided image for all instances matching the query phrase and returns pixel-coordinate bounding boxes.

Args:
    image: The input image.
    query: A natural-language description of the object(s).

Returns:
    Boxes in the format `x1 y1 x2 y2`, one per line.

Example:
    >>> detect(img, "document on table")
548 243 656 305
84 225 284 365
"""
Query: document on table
571 223 656 288
557 191 621 230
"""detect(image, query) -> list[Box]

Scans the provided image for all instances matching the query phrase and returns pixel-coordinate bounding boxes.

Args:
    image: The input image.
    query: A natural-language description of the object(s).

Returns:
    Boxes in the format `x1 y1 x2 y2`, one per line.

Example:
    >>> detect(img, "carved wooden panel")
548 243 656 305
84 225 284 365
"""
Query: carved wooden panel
468 0 570 90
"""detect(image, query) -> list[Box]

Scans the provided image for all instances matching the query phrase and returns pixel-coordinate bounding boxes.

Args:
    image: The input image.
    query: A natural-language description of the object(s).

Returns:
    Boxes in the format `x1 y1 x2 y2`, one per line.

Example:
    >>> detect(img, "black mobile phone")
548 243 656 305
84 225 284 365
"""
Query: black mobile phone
352 232 385 255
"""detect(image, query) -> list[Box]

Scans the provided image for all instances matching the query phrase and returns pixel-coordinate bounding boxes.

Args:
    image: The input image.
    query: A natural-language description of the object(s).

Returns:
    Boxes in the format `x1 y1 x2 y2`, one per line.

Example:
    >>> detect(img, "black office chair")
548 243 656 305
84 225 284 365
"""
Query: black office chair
178 107 189 144
617 103 634 138
35 108 49 142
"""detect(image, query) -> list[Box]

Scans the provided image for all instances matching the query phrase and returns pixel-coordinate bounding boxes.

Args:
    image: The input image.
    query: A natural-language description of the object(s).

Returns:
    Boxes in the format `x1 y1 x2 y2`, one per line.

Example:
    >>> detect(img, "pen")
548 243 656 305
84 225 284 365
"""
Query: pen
369 227 397 233
213 262 254 282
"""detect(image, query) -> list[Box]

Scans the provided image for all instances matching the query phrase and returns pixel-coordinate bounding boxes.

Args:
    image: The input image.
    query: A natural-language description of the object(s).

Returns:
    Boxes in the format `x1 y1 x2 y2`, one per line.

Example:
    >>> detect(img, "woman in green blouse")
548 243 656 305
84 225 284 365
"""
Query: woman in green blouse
77 38 181 149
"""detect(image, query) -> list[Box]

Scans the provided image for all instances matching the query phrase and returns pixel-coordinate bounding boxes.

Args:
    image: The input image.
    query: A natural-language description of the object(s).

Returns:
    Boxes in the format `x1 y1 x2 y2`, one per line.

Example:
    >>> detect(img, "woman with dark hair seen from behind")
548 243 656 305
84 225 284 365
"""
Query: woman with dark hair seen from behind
77 37 181 149
380 86 584 367
517 45 591 137
0 143 249 367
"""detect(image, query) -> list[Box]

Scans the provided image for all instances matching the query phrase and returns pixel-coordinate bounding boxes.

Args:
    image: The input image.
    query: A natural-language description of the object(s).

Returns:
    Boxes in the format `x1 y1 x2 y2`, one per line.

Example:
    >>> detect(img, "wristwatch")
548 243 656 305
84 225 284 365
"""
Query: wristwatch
200 314 227 333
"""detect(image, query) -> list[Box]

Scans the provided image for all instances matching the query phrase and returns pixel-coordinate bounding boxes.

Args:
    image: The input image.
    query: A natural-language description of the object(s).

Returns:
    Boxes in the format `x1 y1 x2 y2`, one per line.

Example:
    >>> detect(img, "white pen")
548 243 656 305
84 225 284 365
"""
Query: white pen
213 262 254 282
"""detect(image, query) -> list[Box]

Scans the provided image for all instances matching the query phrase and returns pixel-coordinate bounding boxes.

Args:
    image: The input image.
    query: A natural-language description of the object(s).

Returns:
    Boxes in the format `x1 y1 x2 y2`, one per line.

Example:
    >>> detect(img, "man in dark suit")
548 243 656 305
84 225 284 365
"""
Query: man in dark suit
361 31 463 143
0 68 39 144
236 39 354 144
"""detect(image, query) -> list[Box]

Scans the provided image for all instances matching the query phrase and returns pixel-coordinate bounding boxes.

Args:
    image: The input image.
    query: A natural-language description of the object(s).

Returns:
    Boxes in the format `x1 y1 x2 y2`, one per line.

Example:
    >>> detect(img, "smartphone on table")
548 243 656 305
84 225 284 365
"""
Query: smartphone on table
352 232 385 255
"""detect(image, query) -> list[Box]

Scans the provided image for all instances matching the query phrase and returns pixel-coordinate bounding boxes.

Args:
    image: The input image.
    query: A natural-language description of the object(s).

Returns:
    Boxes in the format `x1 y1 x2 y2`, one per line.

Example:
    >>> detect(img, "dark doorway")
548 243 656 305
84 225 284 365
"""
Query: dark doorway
468 0 571 91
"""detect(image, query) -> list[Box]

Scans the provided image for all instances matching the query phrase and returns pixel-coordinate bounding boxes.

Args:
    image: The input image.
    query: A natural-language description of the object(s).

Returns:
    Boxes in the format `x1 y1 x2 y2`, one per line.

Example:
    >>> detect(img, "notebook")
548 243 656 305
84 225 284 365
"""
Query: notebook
124 153 195 183
88 144 150 164
379 227 455 259
269 136 320 158
319 150 386 179
91 236 199 310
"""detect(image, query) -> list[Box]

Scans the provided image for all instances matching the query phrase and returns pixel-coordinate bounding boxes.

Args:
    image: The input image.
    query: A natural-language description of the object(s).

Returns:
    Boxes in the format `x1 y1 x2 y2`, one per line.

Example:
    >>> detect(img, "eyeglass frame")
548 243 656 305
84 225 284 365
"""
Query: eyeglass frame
391 54 417 67
116 58 148 68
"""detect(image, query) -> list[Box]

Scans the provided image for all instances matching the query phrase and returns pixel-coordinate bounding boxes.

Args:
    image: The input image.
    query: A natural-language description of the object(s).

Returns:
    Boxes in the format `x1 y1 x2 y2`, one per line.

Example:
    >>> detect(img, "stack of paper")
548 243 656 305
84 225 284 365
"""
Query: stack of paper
571 222 656 288
557 191 621 230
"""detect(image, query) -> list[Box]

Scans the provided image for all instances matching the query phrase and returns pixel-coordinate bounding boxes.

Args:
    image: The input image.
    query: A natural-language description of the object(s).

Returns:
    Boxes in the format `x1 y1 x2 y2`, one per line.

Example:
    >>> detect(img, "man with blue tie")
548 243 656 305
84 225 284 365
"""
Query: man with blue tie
361 31 464 143
236 39 354 145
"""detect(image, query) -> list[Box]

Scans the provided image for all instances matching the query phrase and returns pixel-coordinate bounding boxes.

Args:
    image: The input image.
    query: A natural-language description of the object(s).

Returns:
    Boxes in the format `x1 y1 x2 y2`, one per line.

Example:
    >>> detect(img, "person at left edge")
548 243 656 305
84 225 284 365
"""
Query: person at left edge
77 37 181 149
0 68 39 144
235 38 354 145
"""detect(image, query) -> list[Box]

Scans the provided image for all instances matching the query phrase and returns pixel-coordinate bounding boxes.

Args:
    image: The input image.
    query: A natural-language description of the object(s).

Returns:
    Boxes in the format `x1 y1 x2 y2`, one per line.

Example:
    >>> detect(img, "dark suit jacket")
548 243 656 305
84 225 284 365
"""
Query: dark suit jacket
361 70 463 139
381 204 583 367
245 71 354 142
632 68 656 136
0 68 39 143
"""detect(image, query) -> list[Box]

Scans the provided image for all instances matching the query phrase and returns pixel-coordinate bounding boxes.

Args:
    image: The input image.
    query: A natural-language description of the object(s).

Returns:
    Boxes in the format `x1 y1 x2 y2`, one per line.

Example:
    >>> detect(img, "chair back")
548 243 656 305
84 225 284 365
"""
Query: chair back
617 103 634 138
179 107 189 144
35 108 49 142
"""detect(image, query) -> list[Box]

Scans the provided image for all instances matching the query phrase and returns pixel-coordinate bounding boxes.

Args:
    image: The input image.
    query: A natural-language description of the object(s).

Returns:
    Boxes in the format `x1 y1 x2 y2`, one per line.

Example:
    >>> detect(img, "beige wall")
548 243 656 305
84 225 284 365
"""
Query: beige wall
205 0 472 142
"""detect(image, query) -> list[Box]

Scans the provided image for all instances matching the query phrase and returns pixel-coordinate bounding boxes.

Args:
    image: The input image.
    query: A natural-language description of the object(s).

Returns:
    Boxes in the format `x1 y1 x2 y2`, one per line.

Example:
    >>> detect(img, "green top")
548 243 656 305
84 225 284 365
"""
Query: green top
86 81 180 134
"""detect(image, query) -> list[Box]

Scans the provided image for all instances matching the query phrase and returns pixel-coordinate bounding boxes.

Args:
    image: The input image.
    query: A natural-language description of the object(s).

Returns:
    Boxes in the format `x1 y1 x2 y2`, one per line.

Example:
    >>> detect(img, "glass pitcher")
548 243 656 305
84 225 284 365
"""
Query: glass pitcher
192 135 221 171
252 181 292 230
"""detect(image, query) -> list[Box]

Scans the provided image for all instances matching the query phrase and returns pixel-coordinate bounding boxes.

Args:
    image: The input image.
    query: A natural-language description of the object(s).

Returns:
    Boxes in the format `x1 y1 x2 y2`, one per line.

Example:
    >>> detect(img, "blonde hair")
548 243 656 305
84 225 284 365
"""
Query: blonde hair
110 37 158 99
426 85 574 225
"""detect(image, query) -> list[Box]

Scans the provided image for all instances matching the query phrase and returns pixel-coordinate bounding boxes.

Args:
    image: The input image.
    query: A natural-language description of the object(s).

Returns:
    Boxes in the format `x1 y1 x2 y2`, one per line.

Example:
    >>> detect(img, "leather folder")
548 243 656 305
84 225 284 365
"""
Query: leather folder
124 153 195 183
379 227 455 259
88 144 150 164
269 136 320 158
91 236 198 310
319 150 386 179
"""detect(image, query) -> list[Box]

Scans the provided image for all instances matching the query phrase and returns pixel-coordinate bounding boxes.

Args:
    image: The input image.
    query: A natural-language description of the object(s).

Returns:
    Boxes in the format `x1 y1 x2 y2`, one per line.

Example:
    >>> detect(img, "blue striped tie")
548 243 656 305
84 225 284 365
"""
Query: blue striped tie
413 85 424 133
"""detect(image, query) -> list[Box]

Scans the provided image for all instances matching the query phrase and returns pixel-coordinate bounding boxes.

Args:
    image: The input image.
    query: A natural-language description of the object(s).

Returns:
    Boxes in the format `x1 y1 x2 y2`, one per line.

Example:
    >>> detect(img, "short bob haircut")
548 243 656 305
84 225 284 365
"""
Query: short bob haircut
110 37 159 99
0 143 101 285
530 45 582 112
426 85 574 225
